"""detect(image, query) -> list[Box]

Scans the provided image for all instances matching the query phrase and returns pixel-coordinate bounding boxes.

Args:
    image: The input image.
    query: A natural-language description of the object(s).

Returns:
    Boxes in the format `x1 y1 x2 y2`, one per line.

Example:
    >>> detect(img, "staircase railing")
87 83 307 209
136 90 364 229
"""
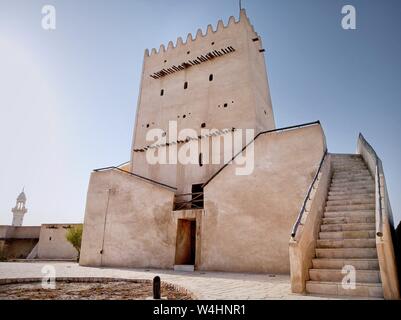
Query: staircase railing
357 133 400 299
357 134 384 237
202 121 322 189
375 163 383 237
291 149 328 239
93 166 177 191
174 192 204 211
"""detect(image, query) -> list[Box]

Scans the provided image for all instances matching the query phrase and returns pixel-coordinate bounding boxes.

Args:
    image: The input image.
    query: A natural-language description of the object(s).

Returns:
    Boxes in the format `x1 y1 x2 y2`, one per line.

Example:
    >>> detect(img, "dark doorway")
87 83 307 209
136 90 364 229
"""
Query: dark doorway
191 184 204 209
175 219 196 266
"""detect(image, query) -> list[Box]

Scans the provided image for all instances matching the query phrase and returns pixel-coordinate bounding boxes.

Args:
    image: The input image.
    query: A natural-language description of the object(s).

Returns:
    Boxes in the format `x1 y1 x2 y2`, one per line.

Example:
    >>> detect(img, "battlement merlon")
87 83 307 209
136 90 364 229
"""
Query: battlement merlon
143 9 261 59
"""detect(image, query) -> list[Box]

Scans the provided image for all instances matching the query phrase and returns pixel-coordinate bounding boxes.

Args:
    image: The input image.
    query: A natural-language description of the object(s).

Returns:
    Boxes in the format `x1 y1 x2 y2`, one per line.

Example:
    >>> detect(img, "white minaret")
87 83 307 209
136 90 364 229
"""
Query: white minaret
11 189 27 226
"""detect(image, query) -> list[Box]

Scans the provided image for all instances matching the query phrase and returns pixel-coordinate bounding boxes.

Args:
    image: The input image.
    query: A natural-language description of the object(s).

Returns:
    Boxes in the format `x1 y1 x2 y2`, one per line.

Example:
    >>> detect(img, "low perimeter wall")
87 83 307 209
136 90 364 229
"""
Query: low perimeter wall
37 224 81 260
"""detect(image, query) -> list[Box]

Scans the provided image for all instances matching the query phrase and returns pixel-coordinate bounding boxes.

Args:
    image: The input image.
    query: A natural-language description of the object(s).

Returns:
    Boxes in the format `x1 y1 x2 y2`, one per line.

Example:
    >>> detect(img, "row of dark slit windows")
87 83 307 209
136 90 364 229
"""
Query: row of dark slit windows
162 42 216 64
160 74 214 96
145 122 206 129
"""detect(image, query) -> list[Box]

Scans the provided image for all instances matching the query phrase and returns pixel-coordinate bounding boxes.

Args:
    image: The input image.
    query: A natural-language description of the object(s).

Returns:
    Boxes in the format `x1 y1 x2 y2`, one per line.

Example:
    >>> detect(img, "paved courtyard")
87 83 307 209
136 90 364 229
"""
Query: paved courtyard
0 261 343 300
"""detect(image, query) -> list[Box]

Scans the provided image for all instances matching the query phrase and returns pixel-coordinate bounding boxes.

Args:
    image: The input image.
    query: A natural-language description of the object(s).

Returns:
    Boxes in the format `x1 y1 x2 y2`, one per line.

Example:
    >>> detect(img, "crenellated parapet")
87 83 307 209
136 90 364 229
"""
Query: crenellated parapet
144 9 258 59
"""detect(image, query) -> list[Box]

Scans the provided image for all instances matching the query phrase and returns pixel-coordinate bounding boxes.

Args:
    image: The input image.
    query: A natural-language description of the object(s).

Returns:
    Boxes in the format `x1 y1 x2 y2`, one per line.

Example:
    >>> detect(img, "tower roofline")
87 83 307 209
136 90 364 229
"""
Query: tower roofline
144 9 256 58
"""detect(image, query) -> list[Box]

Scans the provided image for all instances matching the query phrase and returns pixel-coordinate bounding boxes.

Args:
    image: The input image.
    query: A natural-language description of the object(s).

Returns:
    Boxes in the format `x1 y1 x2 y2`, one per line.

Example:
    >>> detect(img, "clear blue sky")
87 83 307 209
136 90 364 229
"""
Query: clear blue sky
0 0 400 226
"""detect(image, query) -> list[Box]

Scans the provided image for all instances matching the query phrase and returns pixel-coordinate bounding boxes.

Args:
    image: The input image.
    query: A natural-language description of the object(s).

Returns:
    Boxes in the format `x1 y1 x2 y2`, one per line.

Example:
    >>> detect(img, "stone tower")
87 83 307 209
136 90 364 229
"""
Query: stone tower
11 189 27 226
130 9 276 194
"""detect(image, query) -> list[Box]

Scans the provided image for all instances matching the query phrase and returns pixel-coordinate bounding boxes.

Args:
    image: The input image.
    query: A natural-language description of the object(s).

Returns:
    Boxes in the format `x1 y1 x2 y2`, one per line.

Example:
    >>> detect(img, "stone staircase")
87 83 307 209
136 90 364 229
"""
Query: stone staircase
306 155 383 298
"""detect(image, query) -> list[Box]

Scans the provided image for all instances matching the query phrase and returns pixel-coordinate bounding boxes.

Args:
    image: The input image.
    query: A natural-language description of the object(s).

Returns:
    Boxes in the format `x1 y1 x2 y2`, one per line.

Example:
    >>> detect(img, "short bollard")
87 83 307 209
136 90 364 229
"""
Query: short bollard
153 276 161 300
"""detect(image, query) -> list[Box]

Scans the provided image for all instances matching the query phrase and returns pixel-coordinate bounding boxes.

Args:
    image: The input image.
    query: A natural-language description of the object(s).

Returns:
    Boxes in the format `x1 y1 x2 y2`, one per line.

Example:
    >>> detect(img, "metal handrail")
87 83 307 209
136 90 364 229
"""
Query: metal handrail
358 133 383 238
93 166 177 191
202 121 321 189
291 149 328 239
376 163 383 237
174 192 204 211
175 192 204 197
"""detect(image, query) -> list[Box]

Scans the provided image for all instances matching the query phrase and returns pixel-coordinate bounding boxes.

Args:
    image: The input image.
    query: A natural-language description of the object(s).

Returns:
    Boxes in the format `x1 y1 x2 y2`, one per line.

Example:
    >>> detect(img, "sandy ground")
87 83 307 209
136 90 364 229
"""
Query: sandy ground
0 262 342 300
0 280 192 300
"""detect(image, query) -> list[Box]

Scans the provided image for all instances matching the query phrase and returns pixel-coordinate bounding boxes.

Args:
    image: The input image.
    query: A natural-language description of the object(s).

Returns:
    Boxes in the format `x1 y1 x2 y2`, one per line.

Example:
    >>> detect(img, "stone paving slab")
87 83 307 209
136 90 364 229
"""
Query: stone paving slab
0 262 344 300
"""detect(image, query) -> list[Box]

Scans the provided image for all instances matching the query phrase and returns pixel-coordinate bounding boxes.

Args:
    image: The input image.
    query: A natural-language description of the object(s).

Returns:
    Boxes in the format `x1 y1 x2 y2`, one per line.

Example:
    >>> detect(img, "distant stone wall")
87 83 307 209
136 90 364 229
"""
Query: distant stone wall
37 224 81 260
0 226 40 239
0 239 38 259
0 226 40 260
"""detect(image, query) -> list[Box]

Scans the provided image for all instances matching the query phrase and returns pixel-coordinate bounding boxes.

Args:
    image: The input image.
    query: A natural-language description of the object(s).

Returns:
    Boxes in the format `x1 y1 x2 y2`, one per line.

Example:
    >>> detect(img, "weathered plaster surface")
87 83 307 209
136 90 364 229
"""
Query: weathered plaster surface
37 224 81 260
201 124 326 273
80 170 176 268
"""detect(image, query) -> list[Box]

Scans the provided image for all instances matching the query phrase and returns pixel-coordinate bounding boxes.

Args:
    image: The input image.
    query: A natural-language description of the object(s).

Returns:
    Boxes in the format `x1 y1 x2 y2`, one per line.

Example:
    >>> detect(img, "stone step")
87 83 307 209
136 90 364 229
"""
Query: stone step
330 182 374 189
332 155 363 159
328 186 374 193
331 177 373 184
331 179 375 187
332 161 365 164
332 178 372 184
331 179 374 186
326 199 375 206
322 216 375 225
329 189 375 197
316 248 378 259
329 186 375 193
320 223 376 232
332 159 365 163
306 281 383 298
333 172 370 177
317 239 376 249
333 162 366 166
324 211 375 219
331 153 362 157
333 171 371 177
333 164 367 168
328 194 375 201
312 258 379 270
333 176 371 181
332 168 367 172
333 158 366 162
319 230 375 240
331 182 373 189
332 155 362 159
309 269 381 283
333 161 366 165
333 168 368 174
325 204 375 212
333 172 371 178
174 265 195 272
332 156 363 159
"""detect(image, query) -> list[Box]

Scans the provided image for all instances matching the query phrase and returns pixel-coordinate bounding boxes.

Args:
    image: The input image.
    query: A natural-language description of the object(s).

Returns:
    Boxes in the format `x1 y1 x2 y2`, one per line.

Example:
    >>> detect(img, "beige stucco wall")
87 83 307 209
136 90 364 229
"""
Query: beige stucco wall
80 169 177 268
37 224 81 260
200 124 326 274
0 226 40 240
